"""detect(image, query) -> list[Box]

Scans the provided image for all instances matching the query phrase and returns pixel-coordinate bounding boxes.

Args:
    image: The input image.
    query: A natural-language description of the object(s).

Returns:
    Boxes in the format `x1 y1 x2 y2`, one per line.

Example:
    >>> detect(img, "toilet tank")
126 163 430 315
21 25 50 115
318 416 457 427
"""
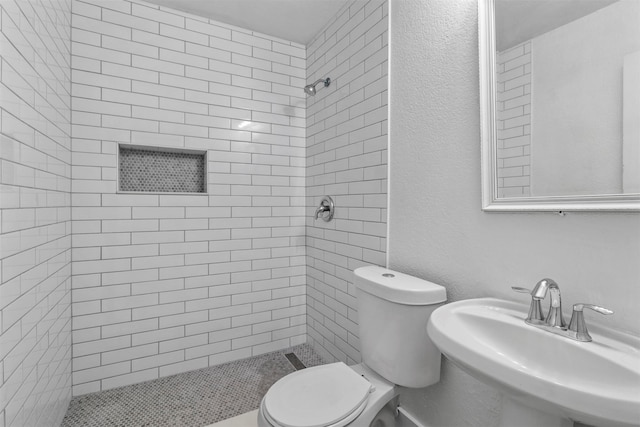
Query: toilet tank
354 266 447 388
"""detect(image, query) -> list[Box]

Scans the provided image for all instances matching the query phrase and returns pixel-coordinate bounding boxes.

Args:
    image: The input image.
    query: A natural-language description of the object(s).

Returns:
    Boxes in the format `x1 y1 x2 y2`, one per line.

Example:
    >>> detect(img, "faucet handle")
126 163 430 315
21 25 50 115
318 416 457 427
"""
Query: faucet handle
572 303 613 315
568 303 614 342
511 287 544 323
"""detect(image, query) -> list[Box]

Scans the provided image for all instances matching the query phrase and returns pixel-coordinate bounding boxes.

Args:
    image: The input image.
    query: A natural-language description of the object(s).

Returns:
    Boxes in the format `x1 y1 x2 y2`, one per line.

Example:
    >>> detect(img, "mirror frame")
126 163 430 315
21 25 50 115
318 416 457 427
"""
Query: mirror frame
479 0 640 212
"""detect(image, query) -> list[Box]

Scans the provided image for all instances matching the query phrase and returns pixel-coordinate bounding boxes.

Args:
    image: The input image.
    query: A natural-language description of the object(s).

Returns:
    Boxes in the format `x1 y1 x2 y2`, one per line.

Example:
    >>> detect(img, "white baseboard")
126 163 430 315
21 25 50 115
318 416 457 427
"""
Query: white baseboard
205 410 258 427
398 406 430 427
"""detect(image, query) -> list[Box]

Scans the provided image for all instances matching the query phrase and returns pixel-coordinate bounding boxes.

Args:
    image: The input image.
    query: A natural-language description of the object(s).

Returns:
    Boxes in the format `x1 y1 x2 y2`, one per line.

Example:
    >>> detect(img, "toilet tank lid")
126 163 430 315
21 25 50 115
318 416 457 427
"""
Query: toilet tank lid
354 266 447 305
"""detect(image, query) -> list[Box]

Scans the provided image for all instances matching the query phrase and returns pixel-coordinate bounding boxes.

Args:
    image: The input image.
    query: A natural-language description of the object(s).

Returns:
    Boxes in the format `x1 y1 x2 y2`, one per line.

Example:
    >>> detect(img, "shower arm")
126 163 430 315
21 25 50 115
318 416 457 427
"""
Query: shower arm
311 78 330 87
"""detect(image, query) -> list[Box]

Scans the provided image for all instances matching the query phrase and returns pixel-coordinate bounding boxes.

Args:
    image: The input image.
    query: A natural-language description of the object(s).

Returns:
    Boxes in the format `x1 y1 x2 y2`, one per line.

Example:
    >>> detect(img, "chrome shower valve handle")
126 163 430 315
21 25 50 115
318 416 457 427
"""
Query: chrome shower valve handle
314 195 335 222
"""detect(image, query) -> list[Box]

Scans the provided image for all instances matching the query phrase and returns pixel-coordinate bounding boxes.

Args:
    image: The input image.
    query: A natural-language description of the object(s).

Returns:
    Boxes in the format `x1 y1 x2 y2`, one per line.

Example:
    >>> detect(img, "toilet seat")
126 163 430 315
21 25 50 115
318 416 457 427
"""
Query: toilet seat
262 362 373 427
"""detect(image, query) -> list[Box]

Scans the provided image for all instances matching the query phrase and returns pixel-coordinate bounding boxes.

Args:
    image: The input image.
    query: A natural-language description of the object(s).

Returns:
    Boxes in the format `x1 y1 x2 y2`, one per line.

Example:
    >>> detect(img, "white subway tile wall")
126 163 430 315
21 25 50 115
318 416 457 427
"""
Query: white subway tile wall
70 0 307 395
496 41 531 197
305 0 388 364
0 0 73 426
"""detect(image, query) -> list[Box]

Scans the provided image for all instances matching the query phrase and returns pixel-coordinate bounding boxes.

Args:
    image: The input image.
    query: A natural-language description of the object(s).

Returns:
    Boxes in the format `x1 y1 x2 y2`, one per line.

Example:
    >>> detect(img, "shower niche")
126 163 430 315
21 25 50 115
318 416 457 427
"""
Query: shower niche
118 144 208 194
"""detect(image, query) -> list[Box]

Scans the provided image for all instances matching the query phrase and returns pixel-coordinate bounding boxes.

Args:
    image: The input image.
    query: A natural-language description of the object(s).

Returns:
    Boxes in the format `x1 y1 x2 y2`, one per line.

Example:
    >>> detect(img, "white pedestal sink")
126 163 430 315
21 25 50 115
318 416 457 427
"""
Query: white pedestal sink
427 298 640 427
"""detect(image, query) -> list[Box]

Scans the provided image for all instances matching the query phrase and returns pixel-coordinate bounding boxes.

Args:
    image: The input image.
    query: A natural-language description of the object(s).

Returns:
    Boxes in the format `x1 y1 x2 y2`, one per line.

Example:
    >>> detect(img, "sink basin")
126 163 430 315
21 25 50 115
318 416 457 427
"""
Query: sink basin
427 298 640 427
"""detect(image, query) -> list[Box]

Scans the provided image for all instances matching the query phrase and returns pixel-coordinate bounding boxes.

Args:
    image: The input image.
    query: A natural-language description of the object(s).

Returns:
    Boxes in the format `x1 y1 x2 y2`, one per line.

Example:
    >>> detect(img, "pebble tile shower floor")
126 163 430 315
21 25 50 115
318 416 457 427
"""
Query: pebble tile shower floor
61 344 325 427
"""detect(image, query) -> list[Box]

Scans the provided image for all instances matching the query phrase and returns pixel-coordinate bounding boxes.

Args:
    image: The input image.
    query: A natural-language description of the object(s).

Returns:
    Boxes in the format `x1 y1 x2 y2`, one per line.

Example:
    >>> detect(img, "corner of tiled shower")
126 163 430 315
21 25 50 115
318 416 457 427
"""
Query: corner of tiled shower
0 0 388 424
304 0 389 366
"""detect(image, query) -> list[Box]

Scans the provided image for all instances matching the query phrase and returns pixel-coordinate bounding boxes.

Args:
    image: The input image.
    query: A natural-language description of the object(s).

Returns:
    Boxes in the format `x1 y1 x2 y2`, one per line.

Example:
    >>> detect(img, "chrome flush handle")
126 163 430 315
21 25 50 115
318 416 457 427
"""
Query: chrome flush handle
568 303 614 342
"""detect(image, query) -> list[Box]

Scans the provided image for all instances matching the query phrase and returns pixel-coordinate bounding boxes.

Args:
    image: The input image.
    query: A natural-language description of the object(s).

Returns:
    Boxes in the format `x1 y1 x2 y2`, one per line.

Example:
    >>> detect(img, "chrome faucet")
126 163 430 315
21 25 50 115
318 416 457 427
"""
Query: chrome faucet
531 278 565 328
512 279 612 342
512 278 564 327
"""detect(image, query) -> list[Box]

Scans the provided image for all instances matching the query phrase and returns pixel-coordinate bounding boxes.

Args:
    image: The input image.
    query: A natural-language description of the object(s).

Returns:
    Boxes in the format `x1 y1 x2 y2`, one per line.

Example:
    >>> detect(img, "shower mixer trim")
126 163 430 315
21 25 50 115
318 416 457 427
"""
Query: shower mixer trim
314 195 335 222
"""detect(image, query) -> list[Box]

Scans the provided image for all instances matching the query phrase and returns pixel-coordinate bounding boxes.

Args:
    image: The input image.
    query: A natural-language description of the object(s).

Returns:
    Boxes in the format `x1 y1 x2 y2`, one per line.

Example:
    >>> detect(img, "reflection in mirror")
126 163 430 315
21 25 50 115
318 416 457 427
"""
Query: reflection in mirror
481 0 640 210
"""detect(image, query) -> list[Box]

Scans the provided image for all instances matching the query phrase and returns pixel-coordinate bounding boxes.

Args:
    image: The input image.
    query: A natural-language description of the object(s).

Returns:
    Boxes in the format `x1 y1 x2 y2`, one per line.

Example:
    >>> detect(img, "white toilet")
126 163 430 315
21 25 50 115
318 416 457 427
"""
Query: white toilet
257 265 447 427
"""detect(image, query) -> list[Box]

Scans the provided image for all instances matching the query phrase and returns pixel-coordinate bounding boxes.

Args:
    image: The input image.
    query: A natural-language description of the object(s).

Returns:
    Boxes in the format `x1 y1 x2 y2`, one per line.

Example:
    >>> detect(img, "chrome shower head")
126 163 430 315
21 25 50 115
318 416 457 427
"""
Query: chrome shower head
304 77 331 96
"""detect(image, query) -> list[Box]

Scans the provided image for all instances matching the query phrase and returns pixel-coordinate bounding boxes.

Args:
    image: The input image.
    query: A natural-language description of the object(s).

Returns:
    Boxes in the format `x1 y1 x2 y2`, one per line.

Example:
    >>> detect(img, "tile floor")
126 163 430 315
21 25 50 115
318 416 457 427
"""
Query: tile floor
61 344 325 427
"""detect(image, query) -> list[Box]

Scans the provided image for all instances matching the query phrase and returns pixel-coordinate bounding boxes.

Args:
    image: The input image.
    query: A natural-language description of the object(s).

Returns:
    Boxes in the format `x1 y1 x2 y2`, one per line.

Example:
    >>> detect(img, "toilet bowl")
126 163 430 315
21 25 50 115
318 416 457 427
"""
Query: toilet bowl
257 363 395 427
257 266 447 427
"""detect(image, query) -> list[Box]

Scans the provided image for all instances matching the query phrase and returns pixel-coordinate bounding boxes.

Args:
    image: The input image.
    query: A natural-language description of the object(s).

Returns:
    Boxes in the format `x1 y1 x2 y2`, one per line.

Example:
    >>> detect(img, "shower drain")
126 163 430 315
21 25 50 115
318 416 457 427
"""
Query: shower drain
284 353 307 370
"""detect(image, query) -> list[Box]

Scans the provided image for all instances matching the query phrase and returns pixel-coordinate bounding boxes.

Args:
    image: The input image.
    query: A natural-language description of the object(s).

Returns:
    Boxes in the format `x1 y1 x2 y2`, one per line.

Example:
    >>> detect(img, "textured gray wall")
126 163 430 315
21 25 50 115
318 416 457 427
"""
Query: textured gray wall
388 0 640 425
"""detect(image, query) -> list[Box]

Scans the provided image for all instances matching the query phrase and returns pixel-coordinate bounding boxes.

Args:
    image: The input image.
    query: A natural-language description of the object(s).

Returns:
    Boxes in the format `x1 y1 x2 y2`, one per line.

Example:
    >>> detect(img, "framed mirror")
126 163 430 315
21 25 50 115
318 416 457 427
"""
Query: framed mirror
479 0 640 211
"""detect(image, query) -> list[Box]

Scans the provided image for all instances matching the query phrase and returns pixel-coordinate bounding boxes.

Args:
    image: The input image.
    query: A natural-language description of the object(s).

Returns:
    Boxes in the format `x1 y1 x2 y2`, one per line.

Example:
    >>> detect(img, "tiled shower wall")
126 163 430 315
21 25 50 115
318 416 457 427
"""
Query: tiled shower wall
496 41 531 197
70 0 307 395
0 0 73 426
305 0 388 363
